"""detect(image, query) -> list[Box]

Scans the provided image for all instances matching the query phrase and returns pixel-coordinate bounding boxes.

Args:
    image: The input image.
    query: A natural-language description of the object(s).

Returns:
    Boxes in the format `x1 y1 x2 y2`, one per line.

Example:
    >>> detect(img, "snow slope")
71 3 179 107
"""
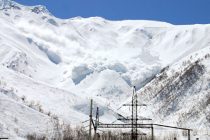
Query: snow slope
0 0 210 139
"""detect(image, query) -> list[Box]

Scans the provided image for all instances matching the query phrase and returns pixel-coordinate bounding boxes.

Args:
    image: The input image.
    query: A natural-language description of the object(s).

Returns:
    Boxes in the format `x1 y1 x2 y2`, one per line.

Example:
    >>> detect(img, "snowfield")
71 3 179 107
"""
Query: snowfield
0 0 210 139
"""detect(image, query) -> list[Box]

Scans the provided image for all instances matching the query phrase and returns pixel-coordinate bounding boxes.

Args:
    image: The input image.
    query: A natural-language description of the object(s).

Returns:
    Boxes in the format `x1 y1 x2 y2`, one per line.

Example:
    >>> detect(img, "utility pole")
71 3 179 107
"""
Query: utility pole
89 99 93 140
188 129 190 140
151 125 154 140
94 107 99 140
116 86 148 140
131 86 138 140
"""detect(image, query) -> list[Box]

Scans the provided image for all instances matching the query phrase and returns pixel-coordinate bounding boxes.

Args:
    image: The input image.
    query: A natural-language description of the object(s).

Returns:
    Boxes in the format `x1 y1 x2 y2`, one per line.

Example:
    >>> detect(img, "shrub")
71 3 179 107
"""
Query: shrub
26 133 46 140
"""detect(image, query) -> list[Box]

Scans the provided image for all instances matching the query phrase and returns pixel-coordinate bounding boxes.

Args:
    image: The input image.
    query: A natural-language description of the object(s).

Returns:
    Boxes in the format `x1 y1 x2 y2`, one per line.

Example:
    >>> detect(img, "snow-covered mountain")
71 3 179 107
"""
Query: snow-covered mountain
0 0 210 139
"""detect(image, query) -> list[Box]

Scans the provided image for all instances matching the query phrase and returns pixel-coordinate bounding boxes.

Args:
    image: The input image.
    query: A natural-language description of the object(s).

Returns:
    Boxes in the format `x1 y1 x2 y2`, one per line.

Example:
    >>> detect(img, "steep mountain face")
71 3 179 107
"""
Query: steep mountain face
0 0 210 139
135 50 210 139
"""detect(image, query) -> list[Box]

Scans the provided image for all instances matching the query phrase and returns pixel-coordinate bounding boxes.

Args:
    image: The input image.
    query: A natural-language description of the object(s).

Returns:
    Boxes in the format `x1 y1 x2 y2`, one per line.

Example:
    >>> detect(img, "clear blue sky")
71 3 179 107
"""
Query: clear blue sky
14 0 210 25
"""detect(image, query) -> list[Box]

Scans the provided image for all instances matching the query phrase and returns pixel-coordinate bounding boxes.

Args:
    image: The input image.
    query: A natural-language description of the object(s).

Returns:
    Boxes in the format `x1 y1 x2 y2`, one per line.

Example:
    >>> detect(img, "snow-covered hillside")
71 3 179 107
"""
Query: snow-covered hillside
0 0 210 139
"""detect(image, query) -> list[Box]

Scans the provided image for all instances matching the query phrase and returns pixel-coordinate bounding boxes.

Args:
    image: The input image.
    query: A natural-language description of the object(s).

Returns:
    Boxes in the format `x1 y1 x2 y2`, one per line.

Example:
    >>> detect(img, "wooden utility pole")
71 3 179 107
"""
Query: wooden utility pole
89 99 93 140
